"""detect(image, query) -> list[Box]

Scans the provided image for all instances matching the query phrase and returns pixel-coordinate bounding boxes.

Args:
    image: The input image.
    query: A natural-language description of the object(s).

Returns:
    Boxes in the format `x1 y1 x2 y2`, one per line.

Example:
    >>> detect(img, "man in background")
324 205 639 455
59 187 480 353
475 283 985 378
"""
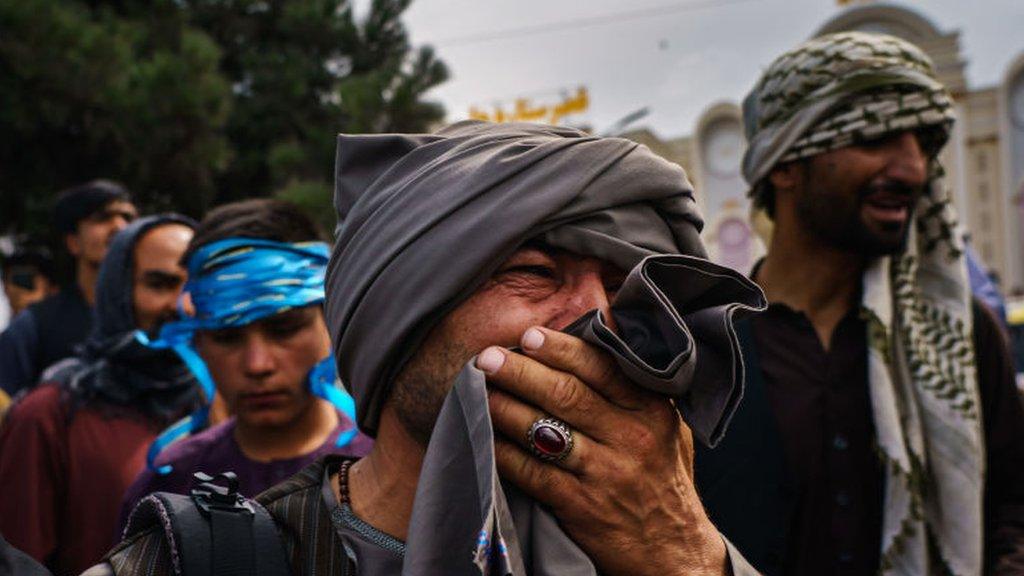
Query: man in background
1 247 57 319
695 32 1024 576
0 215 200 576
0 247 57 413
0 180 137 396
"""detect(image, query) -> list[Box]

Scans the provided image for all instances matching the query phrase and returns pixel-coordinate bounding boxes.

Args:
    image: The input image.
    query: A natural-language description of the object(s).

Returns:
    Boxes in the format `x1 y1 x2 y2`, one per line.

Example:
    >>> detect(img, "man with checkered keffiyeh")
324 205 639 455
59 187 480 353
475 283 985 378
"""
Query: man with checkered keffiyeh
694 31 1024 576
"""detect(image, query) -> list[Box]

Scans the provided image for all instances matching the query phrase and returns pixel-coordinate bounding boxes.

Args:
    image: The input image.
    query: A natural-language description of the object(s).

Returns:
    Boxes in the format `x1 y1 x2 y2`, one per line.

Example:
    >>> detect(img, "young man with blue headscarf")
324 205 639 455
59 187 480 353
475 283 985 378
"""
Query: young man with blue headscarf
117 199 370 530
0 214 200 576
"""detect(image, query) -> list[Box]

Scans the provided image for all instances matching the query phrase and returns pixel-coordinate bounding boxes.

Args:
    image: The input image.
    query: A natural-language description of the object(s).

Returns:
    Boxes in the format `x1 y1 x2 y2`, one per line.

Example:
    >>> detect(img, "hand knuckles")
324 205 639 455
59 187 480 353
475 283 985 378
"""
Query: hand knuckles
487 393 511 422
567 340 593 368
521 457 553 489
551 373 585 413
506 355 533 387
592 353 620 385
649 399 679 427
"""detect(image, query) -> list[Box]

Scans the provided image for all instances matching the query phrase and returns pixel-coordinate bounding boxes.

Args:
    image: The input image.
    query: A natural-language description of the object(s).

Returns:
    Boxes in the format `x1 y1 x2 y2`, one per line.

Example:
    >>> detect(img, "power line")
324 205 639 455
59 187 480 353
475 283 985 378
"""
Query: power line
431 0 763 48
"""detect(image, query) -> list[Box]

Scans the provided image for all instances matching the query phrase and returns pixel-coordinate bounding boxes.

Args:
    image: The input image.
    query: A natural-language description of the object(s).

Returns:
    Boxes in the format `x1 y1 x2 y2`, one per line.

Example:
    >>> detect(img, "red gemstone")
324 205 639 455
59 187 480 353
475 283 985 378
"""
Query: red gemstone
532 424 567 455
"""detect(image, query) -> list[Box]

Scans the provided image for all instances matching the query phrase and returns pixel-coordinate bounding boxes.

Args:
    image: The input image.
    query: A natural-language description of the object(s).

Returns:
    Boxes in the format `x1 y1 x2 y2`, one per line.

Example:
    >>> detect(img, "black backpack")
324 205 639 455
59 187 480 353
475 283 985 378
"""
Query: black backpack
122 472 292 576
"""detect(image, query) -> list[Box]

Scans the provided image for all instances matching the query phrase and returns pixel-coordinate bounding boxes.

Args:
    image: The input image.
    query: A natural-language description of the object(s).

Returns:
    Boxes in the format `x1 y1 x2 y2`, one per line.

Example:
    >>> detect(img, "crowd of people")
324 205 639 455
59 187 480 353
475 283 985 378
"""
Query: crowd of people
0 31 1021 576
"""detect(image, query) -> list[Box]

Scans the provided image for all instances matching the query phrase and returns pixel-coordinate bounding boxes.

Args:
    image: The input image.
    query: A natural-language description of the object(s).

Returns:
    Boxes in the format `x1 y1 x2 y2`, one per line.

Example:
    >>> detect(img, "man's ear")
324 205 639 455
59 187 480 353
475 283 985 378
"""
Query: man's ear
65 232 81 257
768 162 803 193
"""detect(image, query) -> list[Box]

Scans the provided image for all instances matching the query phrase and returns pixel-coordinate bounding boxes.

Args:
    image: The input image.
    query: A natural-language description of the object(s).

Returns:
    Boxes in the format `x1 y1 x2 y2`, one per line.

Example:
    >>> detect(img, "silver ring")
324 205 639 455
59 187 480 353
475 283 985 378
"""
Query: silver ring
527 417 574 463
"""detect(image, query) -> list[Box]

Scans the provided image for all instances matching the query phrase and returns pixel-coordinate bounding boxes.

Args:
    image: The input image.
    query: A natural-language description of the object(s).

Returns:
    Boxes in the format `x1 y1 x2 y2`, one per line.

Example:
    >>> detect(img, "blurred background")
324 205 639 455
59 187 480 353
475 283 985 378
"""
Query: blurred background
1 0 1022 374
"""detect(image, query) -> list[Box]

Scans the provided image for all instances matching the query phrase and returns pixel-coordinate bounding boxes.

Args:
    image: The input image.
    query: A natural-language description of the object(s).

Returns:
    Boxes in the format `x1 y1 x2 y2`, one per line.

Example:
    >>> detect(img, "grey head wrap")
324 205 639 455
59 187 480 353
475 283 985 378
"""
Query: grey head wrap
49 214 203 427
327 120 765 574
741 32 982 576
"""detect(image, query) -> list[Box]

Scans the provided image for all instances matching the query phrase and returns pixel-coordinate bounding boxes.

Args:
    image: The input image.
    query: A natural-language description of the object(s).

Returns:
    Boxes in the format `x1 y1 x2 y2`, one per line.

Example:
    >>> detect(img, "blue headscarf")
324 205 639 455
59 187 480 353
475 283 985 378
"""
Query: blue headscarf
141 237 357 473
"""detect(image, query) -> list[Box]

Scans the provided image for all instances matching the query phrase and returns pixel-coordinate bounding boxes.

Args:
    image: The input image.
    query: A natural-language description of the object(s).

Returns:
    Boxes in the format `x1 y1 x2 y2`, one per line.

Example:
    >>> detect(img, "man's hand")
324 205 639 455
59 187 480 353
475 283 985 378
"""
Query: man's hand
476 326 729 576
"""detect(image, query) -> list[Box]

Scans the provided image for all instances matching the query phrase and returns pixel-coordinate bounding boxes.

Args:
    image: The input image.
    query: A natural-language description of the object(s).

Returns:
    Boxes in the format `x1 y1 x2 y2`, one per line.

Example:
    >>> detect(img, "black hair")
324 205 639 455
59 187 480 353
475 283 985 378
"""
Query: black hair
755 156 814 220
182 198 326 265
1 247 56 283
52 180 132 234
752 180 776 220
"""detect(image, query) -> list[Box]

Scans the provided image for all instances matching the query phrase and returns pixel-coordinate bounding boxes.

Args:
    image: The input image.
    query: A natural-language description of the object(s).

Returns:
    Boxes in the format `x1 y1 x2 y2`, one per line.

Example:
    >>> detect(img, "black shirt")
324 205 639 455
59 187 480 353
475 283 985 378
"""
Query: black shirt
0 285 92 395
749 299 1024 575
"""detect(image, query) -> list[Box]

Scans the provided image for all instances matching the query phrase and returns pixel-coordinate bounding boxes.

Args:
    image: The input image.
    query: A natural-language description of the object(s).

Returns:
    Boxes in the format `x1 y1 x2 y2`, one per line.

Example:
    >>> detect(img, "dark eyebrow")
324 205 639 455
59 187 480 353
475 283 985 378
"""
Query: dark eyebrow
97 205 137 219
140 270 185 283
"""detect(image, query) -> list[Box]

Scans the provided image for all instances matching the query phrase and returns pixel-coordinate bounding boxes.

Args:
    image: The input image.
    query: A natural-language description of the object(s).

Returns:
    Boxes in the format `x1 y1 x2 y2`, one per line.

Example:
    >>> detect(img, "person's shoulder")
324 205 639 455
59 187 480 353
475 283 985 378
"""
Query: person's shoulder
255 454 349 574
3 384 63 425
257 454 339 506
0 309 39 352
27 286 89 323
102 527 173 576
1 307 38 333
25 289 67 315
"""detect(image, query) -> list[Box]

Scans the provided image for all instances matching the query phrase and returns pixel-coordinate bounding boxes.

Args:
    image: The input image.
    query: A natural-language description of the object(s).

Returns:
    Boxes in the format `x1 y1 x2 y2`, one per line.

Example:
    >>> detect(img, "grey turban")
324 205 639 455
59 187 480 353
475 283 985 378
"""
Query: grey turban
326 121 766 575
327 120 763 440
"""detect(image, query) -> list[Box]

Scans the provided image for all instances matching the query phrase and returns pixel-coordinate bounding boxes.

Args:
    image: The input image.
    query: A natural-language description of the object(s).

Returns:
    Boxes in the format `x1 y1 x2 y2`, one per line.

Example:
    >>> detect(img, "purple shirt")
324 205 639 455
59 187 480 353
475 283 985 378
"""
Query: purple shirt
115 409 373 539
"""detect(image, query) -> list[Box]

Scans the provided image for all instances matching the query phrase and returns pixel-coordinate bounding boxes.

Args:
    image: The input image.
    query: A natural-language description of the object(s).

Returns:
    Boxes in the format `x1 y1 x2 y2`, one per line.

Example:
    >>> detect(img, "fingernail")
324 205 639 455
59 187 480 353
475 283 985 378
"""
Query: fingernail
476 347 506 374
521 328 545 351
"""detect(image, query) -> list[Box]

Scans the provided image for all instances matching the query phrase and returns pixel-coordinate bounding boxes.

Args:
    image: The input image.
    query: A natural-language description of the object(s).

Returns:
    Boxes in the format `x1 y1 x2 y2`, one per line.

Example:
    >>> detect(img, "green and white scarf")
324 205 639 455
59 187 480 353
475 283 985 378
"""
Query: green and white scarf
741 32 983 576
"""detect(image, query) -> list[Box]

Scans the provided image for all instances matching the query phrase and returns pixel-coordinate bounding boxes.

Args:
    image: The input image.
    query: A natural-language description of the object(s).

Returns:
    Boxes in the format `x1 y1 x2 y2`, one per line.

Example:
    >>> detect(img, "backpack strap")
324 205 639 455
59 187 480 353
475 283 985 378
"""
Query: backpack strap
122 472 292 576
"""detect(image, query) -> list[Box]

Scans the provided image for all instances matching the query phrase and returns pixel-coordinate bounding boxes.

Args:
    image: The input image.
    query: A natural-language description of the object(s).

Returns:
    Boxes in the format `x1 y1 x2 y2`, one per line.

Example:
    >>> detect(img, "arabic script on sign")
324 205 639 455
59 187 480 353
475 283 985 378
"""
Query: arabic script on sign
469 87 589 125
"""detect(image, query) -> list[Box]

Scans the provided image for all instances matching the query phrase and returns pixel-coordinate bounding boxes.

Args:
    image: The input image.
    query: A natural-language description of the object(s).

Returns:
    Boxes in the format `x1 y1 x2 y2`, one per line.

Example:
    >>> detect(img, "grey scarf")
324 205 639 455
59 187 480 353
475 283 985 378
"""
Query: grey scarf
326 121 766 574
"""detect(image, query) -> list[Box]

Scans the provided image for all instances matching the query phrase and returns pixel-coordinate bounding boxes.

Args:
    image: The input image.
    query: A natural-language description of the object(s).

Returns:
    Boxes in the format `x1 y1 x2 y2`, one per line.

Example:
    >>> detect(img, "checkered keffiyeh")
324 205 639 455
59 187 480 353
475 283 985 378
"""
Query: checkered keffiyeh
742 32 983 576
742 31 955 189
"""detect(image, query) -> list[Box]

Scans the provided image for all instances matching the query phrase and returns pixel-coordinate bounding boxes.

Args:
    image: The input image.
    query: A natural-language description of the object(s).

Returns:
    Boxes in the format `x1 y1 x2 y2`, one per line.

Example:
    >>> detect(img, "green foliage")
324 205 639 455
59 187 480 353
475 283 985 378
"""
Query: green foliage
0 0 448 239
274 178 335 236
0 0 231 234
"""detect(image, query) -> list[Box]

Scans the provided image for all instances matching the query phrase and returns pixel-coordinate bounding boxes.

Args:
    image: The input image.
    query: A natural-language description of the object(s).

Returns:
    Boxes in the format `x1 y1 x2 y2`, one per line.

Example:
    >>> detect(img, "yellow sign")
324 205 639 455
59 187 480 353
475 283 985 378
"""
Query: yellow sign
469 87 589 126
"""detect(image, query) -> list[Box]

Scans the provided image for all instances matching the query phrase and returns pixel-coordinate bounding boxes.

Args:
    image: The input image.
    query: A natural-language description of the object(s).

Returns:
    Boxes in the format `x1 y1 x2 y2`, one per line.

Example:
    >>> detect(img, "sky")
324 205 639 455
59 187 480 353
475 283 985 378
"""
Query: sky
390 0 1024 139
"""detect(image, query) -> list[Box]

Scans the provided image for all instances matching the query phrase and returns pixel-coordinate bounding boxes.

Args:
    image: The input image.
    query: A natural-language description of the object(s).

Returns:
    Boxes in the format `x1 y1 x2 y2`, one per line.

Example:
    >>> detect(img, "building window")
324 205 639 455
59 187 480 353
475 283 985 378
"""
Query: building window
979 212 991 229
976 151 988 172
978 182 989 201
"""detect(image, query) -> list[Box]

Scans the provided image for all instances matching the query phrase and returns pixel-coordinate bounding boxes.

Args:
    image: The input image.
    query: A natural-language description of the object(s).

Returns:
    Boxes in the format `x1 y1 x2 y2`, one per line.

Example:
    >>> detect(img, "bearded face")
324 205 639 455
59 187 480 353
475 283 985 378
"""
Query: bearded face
789 131 930 257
